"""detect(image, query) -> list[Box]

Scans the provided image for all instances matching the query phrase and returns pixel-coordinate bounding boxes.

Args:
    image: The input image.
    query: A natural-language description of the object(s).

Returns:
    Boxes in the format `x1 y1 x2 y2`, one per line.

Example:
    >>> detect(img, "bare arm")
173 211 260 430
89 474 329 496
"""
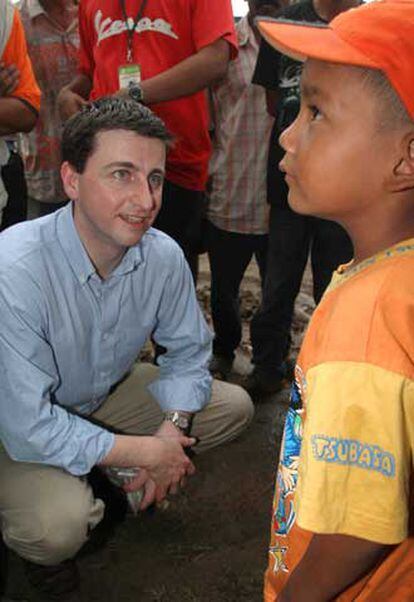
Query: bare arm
0 62 36 135
140 38 230 104
58 38 230 117
0 97 36 135
278 533 390 602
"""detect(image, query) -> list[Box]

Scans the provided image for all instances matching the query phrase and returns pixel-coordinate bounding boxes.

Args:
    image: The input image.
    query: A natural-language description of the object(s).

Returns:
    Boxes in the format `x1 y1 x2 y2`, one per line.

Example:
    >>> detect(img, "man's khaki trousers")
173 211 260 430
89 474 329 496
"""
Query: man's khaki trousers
0 364 253 565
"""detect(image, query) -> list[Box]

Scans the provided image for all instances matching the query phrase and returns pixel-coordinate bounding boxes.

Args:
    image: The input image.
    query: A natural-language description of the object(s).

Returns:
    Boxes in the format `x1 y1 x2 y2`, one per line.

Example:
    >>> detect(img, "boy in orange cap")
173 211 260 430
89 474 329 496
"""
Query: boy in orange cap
256 1 414 600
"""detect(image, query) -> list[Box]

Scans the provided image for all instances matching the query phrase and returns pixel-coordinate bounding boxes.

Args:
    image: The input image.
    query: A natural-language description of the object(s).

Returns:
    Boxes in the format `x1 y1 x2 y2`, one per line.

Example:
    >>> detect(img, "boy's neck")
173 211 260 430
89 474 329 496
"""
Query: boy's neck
313 0 361 22
347 214 414 264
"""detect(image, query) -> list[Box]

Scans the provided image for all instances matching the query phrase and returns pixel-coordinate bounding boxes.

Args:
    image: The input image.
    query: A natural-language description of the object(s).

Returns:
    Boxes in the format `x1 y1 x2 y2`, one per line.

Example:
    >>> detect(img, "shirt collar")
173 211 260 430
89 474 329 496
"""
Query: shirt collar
26 0 78 32
237 16 255 48
328 237 414 292
26 0 46 19
56 203 143 285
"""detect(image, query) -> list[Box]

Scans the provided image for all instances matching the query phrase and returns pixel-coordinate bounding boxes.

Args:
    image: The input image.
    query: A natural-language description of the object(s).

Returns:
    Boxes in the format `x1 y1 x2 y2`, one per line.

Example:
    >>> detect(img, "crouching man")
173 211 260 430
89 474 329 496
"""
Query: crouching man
0 96 253 599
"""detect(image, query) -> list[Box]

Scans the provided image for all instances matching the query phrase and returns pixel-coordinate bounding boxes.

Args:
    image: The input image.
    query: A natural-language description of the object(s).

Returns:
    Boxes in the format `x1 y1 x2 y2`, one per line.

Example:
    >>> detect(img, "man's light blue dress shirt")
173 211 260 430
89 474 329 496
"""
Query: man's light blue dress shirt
0 204 212 476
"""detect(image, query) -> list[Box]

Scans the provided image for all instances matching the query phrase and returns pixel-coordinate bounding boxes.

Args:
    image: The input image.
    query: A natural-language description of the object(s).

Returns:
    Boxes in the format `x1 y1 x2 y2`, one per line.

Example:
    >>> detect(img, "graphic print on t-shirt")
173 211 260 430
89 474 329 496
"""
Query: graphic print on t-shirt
269 365 306 574
94 10 179 45
276 59 302 131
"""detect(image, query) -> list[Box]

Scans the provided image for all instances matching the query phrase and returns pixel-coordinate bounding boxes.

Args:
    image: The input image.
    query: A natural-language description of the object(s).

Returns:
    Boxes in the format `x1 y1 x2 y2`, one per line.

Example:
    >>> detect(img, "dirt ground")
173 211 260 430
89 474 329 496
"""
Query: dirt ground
5 256 314 602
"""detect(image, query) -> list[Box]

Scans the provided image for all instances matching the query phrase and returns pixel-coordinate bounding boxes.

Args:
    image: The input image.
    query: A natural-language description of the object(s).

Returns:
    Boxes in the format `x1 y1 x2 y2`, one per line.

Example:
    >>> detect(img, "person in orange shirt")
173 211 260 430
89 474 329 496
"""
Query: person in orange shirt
256 2 414 600
0 0 40 229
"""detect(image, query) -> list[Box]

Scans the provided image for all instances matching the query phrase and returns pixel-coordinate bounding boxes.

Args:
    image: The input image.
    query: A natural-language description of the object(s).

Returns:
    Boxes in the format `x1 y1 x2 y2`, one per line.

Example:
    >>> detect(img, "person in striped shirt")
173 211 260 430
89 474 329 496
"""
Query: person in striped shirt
206 0 286 380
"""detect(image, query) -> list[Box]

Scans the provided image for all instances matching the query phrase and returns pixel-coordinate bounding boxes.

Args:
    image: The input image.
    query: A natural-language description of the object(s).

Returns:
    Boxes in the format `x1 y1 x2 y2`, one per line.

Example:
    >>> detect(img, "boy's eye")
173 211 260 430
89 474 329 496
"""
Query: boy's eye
309 105 322 121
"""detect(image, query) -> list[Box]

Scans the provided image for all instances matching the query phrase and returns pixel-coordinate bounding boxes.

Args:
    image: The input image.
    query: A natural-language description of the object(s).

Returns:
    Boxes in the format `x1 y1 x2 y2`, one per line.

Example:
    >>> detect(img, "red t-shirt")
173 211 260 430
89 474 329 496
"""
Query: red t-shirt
78 0 237 191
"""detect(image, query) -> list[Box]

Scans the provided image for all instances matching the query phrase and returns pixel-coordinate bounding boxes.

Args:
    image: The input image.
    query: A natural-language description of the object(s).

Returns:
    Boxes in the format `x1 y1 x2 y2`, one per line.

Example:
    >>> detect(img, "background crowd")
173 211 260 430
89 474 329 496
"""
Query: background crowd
0 0 356 395
3 1 413 602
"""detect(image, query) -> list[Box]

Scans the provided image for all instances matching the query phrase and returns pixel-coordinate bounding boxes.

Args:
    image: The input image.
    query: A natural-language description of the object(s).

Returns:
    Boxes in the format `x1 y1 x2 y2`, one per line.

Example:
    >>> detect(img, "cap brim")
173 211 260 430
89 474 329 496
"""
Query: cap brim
256 18 378 69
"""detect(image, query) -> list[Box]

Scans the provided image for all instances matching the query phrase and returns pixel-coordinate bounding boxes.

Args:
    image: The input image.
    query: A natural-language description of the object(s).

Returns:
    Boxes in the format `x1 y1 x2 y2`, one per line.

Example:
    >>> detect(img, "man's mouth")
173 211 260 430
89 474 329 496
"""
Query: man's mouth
120 214 148 225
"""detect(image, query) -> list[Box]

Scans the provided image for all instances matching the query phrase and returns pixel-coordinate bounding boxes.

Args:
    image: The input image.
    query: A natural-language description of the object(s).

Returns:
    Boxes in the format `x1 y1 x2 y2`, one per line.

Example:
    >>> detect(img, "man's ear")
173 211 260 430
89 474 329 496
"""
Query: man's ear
61 161 80 201
392 135 414 191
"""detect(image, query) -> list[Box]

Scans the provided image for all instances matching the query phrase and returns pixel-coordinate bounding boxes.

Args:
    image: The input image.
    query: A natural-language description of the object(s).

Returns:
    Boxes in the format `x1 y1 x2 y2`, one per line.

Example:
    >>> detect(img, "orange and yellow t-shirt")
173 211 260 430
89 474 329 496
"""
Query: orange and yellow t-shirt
265 239 414 602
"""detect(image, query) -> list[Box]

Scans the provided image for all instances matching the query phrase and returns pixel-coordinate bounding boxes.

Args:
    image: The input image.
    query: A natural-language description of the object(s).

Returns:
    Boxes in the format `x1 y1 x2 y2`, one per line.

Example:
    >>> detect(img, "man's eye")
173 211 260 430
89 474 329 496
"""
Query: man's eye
149 173 163 189
113 169 131 181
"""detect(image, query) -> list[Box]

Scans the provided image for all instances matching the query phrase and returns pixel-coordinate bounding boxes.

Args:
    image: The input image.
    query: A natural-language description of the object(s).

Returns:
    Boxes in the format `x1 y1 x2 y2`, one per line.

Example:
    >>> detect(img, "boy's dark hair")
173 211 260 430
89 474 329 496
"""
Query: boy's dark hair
61 96 174 174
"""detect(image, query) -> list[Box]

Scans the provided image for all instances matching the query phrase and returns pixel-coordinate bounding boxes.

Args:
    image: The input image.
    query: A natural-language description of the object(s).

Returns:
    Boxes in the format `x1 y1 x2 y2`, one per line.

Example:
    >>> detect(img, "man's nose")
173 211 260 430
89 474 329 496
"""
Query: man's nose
131 177 156 212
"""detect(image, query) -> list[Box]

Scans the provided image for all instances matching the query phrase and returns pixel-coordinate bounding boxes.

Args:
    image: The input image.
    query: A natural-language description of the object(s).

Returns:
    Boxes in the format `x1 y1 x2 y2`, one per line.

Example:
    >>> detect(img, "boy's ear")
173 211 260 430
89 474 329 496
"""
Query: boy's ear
60 161 80 201
392 135 414 191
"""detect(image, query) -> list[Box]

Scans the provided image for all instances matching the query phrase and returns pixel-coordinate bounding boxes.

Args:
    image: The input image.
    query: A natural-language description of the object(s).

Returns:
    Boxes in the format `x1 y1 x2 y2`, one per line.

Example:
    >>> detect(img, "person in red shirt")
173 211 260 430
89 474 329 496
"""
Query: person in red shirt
58 0 238 279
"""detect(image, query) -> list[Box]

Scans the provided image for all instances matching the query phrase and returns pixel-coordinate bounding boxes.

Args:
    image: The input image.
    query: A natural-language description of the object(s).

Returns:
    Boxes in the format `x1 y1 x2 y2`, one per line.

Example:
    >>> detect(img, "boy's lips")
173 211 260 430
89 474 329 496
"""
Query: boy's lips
279 159 295 181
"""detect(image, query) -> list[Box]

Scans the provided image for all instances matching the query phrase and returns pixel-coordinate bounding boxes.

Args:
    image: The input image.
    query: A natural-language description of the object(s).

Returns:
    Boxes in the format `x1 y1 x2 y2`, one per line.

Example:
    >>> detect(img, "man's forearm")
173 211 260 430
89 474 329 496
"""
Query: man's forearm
99 434 153 468
0 97 37 135
141 39 230 105
279 533 390 601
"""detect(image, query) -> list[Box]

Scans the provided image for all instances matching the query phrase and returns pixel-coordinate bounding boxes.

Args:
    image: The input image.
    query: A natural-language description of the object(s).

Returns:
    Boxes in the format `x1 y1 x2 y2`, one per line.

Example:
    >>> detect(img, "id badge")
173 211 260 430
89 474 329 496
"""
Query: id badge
118 64 141 90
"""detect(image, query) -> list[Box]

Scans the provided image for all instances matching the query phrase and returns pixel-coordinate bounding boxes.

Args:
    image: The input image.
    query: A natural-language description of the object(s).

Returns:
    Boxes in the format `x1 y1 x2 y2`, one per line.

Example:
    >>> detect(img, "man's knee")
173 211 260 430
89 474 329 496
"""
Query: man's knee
194 381 254 452
225 383 254 429
4 491 102 566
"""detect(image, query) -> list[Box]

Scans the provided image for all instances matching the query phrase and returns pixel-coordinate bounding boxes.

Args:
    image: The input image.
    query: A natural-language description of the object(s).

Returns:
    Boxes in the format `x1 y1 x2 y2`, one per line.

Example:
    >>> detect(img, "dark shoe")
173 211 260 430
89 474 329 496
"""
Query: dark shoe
209 354 233 379
243 368 286 398
24 558 80 601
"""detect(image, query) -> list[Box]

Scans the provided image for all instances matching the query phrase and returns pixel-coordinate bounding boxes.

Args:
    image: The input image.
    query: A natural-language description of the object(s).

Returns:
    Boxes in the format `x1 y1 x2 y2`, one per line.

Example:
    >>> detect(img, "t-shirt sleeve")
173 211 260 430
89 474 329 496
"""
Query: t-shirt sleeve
252 38 280 90
295 360 414 545
2 9 41 112
190 0 238 59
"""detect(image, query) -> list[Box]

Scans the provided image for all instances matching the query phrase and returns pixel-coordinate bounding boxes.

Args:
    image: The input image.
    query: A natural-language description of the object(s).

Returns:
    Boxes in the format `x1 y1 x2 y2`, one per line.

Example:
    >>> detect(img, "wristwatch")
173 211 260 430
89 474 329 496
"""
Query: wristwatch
128 82 144 104
164 411 193 435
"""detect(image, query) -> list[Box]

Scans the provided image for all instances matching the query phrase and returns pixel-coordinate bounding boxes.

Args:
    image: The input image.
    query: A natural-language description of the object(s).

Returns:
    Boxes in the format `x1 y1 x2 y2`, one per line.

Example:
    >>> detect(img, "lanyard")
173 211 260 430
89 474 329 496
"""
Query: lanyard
120 0 148 63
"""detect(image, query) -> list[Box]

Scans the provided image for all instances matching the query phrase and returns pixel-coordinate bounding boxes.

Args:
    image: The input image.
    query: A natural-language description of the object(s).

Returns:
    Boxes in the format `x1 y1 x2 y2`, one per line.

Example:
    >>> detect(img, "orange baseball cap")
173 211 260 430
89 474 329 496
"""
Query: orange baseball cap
256 0 414 118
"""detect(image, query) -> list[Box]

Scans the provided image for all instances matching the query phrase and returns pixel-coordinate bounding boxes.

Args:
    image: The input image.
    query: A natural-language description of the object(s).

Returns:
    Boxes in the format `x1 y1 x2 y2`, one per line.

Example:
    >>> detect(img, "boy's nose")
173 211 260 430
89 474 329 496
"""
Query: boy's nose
279 119 297 153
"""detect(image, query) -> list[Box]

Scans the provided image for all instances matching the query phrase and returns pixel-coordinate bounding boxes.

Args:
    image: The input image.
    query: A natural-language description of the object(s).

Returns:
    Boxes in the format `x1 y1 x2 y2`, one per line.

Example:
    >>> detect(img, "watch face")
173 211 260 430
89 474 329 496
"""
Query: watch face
128 84 143 103
165 412 192 433
176 416 190 429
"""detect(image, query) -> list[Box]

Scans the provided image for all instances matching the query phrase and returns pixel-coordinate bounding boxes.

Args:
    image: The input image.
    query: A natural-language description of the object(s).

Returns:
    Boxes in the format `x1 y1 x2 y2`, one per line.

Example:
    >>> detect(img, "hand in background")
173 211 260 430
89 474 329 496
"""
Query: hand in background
57 87 88 121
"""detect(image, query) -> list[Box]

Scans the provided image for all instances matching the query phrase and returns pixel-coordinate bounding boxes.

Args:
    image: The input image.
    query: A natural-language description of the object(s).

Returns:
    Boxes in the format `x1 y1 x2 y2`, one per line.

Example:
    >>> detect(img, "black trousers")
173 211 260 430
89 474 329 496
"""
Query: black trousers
154 179 205 282
1 151 27 232
250 204 353 374
206 220 268 359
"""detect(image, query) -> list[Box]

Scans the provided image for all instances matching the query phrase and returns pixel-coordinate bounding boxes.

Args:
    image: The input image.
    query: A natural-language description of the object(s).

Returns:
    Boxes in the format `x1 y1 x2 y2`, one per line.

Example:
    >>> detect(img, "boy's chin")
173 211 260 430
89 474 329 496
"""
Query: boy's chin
287 195 313 217
287 193 328 220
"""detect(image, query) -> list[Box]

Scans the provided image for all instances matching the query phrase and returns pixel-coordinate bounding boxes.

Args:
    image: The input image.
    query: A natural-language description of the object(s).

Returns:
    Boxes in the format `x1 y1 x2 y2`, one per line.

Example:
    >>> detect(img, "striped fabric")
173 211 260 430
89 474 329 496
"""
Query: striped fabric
207 16 273 235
